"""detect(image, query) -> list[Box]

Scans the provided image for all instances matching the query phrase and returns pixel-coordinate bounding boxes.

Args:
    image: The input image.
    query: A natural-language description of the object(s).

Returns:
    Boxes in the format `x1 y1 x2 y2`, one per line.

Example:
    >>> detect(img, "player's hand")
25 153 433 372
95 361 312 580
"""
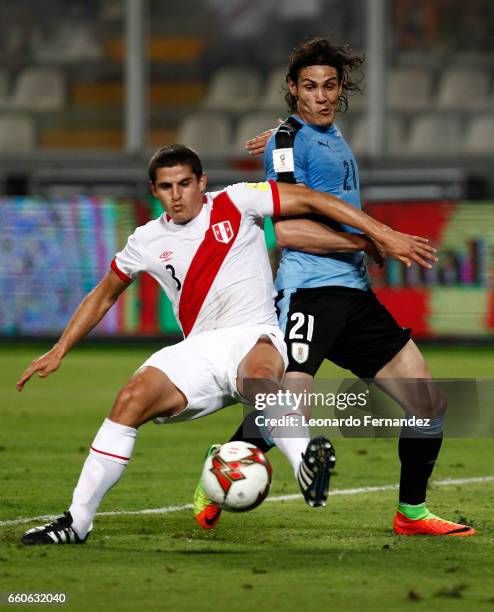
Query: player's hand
244 119 284 156
16 346 64 391
375 230 438 269
363 237 385 267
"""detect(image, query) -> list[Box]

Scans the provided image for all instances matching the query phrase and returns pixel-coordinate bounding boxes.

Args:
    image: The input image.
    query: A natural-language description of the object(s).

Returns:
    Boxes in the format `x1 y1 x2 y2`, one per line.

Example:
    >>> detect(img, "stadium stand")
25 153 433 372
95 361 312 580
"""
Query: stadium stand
450 51 494 70
10 68 66 112
406 114 463 155
465 115 494 154
233 113 279 155
260 66 288 112
70 81 204 109
31 20 102 63
0 115 36 151
435 68 490 110
204 66 262 112
176 114 232 155
106 35 205 63
351 114 407 156
348 85 367 113
0 71 8 105
388 67 432 111
489 89 494 111
396 50 442 70
0 2 491 166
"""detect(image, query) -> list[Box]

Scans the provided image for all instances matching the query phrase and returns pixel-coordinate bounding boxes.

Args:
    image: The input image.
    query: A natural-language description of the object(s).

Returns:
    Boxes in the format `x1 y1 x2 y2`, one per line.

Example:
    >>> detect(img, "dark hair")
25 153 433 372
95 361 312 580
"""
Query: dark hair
285 37 364 113
148 144 203 184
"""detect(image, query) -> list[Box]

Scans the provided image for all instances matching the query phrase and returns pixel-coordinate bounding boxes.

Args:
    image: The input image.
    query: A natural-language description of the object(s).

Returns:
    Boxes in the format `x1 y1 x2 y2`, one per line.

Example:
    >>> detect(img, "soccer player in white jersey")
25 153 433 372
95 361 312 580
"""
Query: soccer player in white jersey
16 145 436 545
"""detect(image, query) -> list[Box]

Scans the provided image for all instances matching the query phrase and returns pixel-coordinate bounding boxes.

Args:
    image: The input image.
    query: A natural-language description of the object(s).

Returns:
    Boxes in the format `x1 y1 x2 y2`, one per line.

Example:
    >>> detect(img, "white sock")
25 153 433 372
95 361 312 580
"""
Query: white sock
264 408 309 476
69 418 137 538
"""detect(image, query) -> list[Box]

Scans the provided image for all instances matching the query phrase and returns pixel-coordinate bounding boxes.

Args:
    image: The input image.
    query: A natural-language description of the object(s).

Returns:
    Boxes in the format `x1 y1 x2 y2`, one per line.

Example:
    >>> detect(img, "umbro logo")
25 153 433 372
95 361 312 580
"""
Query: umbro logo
159 250 173 262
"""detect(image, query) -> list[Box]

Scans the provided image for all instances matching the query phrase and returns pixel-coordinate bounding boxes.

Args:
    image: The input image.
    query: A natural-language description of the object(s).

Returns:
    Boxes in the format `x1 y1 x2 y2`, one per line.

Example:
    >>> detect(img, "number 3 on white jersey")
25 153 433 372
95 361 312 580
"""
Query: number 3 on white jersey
288 313 314 341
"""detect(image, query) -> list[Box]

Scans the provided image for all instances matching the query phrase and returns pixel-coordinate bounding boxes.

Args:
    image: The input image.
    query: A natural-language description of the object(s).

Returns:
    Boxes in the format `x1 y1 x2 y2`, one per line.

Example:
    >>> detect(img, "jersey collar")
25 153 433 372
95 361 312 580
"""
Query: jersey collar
291 113 337 134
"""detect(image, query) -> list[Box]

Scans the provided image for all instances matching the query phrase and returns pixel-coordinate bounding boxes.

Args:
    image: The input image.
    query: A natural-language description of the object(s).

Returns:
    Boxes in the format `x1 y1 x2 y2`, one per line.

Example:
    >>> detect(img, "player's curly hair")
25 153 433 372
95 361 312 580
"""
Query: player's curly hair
285 37 364 113
148 144 203 184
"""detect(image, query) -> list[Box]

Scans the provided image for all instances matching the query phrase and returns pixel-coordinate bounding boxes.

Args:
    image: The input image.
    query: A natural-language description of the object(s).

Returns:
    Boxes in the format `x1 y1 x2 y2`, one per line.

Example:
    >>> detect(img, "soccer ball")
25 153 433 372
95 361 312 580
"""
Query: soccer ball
202 441 272 512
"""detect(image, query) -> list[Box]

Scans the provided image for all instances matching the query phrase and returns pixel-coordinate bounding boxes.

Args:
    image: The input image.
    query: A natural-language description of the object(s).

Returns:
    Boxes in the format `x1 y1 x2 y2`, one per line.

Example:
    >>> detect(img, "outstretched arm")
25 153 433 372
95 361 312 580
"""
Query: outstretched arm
276 182 436 269
16 270 130 391
274 218 384 265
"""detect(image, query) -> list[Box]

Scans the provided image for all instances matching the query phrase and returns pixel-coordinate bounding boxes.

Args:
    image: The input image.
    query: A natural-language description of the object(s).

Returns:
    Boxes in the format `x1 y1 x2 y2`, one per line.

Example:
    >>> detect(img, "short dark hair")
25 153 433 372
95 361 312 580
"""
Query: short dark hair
285 37 364 113
148 144 203 184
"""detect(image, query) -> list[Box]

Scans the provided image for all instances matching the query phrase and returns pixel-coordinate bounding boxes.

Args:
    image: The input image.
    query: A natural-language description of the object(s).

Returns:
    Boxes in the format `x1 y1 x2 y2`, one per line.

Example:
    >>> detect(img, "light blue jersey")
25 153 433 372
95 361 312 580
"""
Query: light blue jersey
265 114 370 291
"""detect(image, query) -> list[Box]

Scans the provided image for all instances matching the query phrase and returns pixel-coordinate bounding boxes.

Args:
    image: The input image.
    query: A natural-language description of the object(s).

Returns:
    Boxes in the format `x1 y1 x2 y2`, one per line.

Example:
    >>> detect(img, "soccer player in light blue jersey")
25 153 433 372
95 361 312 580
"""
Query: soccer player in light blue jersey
195 38 475 537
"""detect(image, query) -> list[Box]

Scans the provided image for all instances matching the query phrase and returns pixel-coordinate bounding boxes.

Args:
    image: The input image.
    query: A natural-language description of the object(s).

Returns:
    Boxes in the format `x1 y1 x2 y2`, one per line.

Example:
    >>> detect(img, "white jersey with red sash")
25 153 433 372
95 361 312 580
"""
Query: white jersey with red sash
112 180 281 337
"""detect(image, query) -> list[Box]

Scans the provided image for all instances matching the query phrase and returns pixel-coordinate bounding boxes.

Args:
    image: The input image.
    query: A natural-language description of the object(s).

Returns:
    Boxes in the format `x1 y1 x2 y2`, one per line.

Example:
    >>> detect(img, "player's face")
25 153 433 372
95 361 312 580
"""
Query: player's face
151 165 207 224
289 65 343 127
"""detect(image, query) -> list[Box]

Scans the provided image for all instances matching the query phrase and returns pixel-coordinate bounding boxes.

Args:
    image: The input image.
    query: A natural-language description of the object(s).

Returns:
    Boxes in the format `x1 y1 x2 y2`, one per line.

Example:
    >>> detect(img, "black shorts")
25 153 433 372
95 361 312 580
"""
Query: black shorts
276 286 411 379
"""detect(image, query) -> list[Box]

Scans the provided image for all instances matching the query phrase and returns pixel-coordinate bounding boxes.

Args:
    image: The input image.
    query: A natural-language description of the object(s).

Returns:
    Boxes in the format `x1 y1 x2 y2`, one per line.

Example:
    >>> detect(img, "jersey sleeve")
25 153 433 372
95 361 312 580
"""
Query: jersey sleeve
111 232 145 282
224 181 280 219
264 133 279 181
264 119 308 184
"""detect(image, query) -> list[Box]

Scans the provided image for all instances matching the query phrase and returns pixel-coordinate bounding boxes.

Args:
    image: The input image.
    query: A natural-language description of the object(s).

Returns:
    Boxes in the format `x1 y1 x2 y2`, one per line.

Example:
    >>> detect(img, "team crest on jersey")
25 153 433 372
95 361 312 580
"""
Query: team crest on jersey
273 148 295 173
291 342 309 364
212 220 234 244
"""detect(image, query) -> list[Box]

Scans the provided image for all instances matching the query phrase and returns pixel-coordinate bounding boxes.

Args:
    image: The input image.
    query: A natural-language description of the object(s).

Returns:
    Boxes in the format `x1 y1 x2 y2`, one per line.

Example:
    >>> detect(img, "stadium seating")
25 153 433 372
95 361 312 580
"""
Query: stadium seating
435 68 490 110
347 86 367 113
449 51 494 69
0 3 493 164
397 50 442 70
106 35 204 63
71 81 204 108
260 66 288 112
388 67 432 111
176 114 232 155
406 114 463 155
465 115 494 154
10 68 66 111
0 71 8 105
0 115 36 151
351 115 407 156
233 113 279 155
31 22 102 63
203 67 262 112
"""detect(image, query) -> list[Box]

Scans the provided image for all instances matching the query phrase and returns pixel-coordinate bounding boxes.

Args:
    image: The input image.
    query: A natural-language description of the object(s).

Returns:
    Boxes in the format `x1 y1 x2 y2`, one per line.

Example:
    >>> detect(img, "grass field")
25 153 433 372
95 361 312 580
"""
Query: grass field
1 344 493 611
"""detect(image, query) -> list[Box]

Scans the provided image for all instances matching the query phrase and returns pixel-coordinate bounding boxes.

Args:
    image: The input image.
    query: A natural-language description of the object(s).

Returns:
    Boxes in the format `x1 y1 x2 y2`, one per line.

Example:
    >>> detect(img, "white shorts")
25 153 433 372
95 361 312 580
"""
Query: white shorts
140 324 288 424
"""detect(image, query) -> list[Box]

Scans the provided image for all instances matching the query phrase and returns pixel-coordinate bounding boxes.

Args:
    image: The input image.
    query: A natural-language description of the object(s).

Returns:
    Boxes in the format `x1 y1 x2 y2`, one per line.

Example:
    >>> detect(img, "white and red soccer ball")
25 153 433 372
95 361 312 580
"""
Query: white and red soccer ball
202 441 272 512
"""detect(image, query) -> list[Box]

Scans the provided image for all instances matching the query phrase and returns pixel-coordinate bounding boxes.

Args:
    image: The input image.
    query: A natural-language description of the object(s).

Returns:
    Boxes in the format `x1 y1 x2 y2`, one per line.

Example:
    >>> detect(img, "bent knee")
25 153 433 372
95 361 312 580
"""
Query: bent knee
434 388 447 416
419 384 448 419
247 364 281 380
110 383 148 427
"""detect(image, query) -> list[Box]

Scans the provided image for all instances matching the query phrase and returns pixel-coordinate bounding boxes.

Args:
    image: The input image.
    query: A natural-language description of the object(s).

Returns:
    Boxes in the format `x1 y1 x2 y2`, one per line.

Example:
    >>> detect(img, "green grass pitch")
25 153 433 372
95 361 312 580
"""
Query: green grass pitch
1 344 493 611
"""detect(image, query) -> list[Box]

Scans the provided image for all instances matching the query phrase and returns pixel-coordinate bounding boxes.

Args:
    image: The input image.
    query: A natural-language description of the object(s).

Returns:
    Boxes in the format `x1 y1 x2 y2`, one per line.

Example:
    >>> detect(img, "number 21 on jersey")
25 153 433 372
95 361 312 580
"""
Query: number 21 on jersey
288 312 314 341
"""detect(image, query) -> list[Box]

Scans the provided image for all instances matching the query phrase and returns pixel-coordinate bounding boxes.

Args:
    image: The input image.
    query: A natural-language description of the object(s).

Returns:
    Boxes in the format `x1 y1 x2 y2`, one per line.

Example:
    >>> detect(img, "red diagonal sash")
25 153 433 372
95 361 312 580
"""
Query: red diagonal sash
179 193 241 336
